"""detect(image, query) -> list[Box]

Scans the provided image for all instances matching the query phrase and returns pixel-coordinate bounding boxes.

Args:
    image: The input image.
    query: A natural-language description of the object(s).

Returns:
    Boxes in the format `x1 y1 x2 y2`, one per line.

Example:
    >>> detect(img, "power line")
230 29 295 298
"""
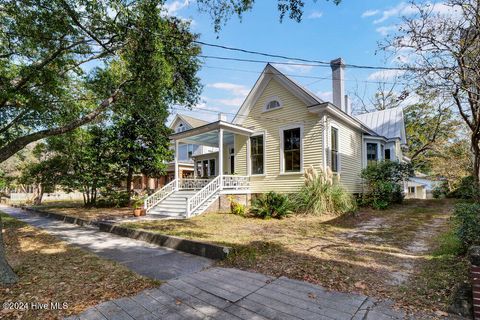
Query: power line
196 40 415 71
201 64 411 86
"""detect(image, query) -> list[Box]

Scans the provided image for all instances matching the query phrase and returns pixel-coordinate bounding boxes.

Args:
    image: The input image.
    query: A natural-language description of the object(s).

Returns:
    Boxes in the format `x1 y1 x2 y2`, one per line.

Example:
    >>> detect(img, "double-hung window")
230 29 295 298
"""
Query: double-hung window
250 135 264 175
331 127 339 172
283 127 301 173
367 143 378 165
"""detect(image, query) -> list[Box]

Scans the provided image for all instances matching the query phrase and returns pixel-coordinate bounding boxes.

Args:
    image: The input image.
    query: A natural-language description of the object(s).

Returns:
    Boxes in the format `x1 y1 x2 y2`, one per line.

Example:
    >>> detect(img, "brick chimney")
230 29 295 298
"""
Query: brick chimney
331 58 346 113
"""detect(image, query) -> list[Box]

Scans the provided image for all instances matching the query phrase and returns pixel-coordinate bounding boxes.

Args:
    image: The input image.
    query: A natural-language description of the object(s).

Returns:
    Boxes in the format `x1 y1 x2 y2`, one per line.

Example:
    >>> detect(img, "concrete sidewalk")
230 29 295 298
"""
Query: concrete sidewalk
1 205 212 280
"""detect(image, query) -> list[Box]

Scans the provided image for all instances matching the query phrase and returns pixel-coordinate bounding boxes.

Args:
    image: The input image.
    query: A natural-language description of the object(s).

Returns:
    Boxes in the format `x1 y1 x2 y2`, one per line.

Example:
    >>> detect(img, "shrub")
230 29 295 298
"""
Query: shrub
293 166 356 215
449 176 480 199
432 181 449 199
98 189 130 207
453 202 480 251
250 191 292 219
228 196 246 217
361 161 412 210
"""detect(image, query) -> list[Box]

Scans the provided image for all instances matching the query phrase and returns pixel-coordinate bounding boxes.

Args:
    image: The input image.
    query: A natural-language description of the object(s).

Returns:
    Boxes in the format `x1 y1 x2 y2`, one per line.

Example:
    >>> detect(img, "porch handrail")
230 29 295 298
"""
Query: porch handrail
178 178 211 190
144 179 177 212
221 175 250 189
186 175 222 217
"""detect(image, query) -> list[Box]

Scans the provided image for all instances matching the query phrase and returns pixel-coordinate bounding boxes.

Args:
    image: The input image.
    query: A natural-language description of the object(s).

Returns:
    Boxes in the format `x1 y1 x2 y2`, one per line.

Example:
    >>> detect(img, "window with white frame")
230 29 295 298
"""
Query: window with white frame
367 143 378 165
282 127 301 172
385 148 391 160
408 186 415 194
250 135 264 175
196 161 202 177
331 127 339 172
264 97 282 111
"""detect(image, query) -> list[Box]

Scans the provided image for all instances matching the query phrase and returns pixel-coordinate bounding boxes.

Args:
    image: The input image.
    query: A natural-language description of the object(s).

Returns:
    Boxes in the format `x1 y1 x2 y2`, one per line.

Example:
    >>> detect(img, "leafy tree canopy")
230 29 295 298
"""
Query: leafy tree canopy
0 0 201 163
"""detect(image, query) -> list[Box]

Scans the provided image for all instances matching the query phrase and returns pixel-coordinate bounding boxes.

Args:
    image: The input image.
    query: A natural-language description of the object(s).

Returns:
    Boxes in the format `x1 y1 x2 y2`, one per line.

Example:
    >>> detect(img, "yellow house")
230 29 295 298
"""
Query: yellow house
144 59 407 218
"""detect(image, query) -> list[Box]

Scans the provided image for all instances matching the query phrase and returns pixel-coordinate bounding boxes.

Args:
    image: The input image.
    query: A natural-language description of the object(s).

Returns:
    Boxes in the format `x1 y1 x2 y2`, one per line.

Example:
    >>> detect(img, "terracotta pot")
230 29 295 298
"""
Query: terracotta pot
133 208 142 217
140 209 146 216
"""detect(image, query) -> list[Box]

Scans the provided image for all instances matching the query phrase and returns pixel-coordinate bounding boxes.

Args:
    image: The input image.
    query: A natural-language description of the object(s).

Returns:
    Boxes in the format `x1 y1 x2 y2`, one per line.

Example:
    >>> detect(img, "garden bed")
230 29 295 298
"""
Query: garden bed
0 212 159 320
120 199 468 314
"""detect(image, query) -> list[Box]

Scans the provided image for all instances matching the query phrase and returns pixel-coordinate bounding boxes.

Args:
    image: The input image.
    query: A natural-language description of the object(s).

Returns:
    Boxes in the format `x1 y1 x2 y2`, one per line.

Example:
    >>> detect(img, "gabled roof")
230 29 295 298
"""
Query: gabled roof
355 107 407 144
232 64 381 136
169 114 209 130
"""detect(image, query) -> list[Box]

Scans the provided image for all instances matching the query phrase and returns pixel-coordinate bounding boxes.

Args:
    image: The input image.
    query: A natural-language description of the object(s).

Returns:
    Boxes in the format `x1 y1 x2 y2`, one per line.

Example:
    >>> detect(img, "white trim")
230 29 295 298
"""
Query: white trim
262 96 283 113
322 115 328 171
279 124 304 174
249 131 266 176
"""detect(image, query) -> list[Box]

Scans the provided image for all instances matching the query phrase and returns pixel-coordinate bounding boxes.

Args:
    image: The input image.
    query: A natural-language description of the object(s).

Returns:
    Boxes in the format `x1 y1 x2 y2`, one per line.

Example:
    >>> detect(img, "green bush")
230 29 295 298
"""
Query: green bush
250 191 292 219
449 176 480 199
453 202 480 251
293 166 356 215
361 161 412 210
228 196 246 217
432 181 449 199
98 189 130 207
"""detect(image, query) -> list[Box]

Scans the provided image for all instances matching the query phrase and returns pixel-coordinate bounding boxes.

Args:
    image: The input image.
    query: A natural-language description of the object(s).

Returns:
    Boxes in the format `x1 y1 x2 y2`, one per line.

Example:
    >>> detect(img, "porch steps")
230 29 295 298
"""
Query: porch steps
148 190 197 218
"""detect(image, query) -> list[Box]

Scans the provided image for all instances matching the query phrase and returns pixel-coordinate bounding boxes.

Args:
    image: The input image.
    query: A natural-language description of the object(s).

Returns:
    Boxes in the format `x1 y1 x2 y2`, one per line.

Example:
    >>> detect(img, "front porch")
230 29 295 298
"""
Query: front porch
144 119 254 218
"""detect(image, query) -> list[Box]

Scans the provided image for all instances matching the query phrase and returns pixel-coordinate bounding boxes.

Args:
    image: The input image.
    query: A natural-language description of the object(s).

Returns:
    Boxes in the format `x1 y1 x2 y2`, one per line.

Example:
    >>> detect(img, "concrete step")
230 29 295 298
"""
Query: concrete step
154 206 186 213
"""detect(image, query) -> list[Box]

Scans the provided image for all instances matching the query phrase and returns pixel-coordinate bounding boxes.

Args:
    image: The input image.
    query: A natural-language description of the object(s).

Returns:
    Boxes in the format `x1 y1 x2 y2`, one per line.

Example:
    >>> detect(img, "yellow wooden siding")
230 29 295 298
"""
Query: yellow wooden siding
327 118 363 193
237 78 324 193
234 135 248 175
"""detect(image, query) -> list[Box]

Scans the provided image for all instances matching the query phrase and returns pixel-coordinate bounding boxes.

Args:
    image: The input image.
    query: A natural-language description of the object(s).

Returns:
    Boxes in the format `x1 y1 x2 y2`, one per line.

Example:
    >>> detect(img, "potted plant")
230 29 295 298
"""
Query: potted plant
132 196 146 217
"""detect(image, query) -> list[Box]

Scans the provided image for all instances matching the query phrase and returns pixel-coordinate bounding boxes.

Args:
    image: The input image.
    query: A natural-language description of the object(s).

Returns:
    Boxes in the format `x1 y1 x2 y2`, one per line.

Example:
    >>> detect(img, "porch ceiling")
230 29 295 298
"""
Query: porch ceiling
179 131 235 147
169 120 253 147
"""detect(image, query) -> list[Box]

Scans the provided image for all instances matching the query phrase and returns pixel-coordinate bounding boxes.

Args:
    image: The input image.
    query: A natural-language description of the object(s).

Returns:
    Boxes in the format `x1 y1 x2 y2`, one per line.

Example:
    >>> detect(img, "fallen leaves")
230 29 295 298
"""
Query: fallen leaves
0 212 158 320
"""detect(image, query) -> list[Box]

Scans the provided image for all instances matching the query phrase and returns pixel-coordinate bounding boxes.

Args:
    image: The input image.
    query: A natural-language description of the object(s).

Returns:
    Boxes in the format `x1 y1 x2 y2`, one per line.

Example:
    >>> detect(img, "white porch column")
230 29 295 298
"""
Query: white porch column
218 128 224 189
174 140 179 190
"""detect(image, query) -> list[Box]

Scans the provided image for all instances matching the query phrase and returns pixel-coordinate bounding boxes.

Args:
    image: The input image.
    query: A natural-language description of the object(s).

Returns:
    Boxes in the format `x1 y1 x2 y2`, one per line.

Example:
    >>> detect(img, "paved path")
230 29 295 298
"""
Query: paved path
2 206 451 320
66 267 416 320
1 205 212 280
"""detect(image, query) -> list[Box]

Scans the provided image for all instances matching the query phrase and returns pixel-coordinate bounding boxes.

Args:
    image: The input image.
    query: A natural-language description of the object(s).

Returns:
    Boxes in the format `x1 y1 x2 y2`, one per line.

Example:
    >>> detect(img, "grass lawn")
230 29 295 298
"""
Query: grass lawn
29 201 133 221
0 212 159 320
121 198 468 314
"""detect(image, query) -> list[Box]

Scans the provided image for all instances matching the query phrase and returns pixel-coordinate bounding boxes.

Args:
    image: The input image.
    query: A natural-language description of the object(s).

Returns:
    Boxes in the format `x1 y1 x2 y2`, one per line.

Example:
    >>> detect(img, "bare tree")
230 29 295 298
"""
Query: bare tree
383 0 480 186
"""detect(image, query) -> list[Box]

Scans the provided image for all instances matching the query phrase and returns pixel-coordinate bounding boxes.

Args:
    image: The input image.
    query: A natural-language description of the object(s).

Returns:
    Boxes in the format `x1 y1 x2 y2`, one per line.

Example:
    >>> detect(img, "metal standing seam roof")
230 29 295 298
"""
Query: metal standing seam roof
354 107 406 143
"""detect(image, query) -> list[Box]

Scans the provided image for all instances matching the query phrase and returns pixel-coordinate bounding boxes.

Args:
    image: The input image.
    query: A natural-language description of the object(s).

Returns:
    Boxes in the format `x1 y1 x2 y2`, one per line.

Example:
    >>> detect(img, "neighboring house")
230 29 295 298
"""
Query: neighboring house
405 173 441 199
144 58 408 218
131 114 213 191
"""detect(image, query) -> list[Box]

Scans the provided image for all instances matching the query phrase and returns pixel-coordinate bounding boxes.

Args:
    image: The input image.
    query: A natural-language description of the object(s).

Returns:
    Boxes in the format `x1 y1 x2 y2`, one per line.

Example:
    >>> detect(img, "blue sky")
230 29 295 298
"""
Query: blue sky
165 0 433 123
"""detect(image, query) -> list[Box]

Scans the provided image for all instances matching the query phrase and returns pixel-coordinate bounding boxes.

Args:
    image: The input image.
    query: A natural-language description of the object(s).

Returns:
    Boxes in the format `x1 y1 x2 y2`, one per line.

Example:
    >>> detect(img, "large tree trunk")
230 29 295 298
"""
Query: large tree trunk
0 216 18 285
471 134 480 195
32 183 44 205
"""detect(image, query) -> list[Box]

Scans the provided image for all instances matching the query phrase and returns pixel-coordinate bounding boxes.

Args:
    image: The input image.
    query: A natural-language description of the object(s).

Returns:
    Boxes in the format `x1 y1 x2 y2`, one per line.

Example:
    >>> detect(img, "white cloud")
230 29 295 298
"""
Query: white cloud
317 91 332 103
212 97 245 107
307 11 323 19
163 0 190 16
367 70 405 81
273 62 314 74
376 25 398 36
373 2 417 24
207 82 249 97
362 9 379 18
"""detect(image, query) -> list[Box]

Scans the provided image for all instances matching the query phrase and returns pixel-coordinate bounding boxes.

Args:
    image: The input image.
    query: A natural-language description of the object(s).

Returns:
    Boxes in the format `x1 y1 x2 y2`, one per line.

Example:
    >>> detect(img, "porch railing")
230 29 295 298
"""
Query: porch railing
186 176 222 217
222 175 250 190
144 179 176 212
178 179 211 190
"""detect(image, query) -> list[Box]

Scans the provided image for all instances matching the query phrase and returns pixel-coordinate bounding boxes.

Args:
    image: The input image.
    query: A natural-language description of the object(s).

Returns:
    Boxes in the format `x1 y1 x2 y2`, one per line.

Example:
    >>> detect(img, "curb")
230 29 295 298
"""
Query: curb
12 205 230 260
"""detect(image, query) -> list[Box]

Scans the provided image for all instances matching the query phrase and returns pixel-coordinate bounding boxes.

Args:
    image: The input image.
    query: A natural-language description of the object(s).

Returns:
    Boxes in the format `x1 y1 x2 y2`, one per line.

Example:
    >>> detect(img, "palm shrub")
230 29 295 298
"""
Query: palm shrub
250 191 292 219
293 166 356 215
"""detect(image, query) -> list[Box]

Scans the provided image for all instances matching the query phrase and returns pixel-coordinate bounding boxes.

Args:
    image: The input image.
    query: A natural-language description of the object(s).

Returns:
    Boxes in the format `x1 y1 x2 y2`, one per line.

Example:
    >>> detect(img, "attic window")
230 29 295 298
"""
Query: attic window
264 97 282 112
